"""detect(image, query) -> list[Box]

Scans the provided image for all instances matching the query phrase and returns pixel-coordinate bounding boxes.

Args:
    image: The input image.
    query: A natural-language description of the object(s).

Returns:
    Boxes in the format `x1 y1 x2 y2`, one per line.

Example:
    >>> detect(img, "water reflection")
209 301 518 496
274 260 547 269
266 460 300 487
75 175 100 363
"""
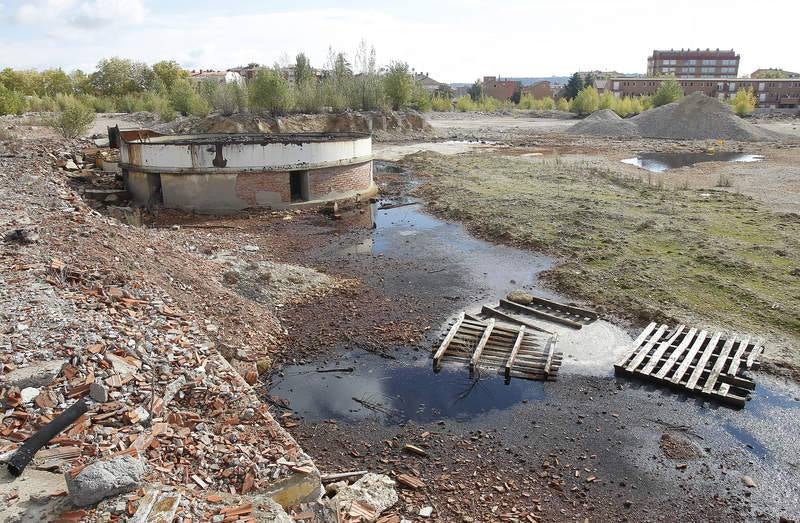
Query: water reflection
622 152 764 172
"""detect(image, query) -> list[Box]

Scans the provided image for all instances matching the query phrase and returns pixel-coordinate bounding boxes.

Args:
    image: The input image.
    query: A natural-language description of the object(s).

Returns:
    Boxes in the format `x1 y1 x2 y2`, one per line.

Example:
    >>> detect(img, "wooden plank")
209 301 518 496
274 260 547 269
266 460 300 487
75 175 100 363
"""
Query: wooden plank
641 325 685 375
480 306 553 334
469 319 495 370
433 312 464 367
522 294 599 320
615 322 657 367
670 330 707 384
542 334 557 376
702 334 737 394
462 315 551 337
504 325 526 379
654 327 697 379
745 339 763 369
717 336 750 396
499 299 584 329
685 332 722 390
625 324 668 372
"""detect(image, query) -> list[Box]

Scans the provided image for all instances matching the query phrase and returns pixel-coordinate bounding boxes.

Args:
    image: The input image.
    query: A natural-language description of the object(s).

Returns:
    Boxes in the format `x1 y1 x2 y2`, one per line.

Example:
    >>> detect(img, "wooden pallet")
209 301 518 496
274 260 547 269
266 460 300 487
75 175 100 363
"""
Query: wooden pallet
433 313 562 382
614 322 764 408
479 297 597 330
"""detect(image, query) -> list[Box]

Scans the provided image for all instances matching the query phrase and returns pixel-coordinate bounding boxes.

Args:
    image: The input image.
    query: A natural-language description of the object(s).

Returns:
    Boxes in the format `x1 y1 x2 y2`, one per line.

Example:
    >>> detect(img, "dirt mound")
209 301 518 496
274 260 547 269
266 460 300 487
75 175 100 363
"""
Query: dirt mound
632 92 779 141
568 92 782 141
167 110 432 137
567 109 640 137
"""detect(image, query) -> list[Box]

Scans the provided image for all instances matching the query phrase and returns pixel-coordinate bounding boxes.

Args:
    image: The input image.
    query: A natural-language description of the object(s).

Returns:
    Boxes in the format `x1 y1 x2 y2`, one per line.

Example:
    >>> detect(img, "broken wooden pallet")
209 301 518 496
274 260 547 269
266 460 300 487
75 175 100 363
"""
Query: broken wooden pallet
474 296 597 331
614 322 764 408
433 314 562 382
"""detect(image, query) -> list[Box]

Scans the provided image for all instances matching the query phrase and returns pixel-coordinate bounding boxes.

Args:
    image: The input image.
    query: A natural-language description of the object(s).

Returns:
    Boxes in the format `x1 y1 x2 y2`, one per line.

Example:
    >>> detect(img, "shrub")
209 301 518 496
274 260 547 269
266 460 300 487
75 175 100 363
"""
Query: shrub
82 94 116 113
27 95 59 112
518 93 535 109
571 86 599 115
249 69 293 113
115 94 145 113
535 97 555 110
384 61 413 110
456 95 476 112
556 97 570 112
143 92 176 121
294 79 323 113
730 88 756 116
652 78 683 107
410 83 431 112
169 78 210 116
0 85 26 115
48 99 95 138
598 91 615 110
431 95 452 111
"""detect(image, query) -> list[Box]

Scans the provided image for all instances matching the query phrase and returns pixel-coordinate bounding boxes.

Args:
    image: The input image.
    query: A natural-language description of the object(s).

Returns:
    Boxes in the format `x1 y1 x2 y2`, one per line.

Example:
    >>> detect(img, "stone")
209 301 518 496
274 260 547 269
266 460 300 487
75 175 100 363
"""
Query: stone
20 387 40 404
1 359 66 389
65 455 146 507
506 290 534 305
106 353 137 376
242 245 260 252
323 473 398 521
419 506 433 518
89 382 109 403
742 475 756 488
256 357 272 374
64 159 79 171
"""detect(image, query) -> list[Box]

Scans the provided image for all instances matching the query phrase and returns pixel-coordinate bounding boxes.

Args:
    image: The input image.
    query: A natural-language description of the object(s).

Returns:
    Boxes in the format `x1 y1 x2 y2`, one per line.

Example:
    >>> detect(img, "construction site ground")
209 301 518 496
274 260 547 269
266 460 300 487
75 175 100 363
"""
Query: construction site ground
2 110 800 522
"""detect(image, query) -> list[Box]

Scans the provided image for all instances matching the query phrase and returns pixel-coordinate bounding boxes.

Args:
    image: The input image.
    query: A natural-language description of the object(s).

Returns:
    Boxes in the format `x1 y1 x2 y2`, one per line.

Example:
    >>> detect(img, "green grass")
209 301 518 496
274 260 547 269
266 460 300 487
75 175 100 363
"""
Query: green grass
404 151 800 342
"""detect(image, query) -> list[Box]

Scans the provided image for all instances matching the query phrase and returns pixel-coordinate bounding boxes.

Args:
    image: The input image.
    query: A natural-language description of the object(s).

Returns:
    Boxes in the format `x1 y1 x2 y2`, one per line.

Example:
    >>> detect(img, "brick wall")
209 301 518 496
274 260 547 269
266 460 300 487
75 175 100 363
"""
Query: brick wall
308 161 372 200
235 171 291 205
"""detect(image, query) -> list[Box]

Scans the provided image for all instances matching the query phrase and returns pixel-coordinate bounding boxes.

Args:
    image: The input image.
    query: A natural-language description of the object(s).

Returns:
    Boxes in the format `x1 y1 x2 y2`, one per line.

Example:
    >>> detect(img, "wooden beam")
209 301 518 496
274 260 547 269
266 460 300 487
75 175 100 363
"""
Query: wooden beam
499 299 584 329
717 336 750 396
670 330 707 384
745 339 763 369
433 312 464 368
543 333 558 376
685 332 722 390
514 294 599 320
641 325 685 375
480 306 553 334
615 322 657 367
626 324 668 372
504 325 526 379
702 334 737 394
469 319 495 370
654 327 697 379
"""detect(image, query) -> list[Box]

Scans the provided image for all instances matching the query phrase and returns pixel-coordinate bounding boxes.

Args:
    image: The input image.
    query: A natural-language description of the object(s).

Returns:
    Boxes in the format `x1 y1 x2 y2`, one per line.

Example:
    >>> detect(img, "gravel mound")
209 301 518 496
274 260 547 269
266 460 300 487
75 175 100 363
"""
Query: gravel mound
568 93 782 141
567 109 640 137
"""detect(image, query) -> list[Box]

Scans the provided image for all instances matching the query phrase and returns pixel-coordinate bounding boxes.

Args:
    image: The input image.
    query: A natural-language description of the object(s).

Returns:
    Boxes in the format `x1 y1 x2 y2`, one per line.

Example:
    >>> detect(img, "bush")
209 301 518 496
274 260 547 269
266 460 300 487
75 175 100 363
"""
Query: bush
730 88 756 116
0 85 26 115
249 69 293 113
556 98 570 112
384 61 413 110
652 78 683 107
571 86 599 115
169 78 210 116
598 91 615 110
143 92 176 121
518 93 536 109
115 94 146 113
410 83 431 112
456 95 476 112
27 95 59 112
81 94 116 113
48 99 95 138
535 97 555 110
430 95 452 111
294 79 323 113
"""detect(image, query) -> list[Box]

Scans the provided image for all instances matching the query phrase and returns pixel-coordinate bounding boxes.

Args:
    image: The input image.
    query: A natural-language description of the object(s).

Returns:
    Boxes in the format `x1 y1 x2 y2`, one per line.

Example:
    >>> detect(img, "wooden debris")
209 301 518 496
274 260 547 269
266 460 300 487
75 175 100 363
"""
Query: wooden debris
396 473 425 489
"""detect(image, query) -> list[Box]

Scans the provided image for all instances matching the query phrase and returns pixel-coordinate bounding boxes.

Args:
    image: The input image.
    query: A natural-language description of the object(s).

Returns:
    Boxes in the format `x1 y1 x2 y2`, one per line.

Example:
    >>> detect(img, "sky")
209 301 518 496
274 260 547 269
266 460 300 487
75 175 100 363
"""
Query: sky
1 0 799 83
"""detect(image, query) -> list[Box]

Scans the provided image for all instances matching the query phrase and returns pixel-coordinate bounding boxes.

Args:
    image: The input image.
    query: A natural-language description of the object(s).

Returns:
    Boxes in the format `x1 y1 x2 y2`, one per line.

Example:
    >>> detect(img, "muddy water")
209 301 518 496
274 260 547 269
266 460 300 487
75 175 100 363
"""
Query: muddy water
622 152 764 172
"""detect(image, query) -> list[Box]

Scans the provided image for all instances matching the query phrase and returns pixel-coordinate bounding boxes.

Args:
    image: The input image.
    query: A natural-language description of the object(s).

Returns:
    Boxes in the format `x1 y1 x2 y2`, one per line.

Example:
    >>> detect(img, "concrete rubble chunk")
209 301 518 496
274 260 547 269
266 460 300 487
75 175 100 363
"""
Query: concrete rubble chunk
20 387 40 404
323 473 398 522
1 359 66 389
89 382 109 403
419 506 434 518
65 455 146 507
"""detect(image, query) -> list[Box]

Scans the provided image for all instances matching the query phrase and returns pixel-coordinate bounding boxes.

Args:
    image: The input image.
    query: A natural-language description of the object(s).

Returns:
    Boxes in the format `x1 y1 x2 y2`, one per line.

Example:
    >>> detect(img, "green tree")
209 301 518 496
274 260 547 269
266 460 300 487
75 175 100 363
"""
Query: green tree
294 53 313 86
598 91 615 110
564 72 584 99
467 81 482 102
571 86 599 114
652 77 683 107
730 88 756 116
69 69 91 94
90 57 154 96
384 61 413 110
40 69 72 96
169 78 210 116
0 84 26 115
556 97 570 112
584 72 596 88
249 69 292 113
152 60 187 91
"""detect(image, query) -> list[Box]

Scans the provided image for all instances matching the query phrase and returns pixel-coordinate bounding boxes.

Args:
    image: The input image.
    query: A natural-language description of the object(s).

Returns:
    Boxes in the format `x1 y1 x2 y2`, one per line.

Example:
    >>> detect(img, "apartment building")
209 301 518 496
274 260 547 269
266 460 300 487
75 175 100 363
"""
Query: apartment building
608 77 800 108
647 49 740 78
482 76 521 101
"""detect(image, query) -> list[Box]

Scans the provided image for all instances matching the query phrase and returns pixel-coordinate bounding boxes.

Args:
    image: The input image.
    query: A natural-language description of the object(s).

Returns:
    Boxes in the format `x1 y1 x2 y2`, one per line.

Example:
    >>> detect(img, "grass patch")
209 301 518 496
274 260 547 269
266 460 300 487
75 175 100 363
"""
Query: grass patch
404 151 800 340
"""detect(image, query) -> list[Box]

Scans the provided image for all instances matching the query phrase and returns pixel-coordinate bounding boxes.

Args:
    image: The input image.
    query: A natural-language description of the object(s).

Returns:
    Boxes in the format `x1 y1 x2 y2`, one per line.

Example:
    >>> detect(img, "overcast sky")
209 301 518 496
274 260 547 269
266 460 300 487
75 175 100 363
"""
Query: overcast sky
1 0 798 83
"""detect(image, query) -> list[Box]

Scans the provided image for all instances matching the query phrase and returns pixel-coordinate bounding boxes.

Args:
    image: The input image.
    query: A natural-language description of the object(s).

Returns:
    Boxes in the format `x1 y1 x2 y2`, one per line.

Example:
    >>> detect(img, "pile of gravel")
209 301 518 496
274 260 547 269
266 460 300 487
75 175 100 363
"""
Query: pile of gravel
567 109 640 137
568 92 782 141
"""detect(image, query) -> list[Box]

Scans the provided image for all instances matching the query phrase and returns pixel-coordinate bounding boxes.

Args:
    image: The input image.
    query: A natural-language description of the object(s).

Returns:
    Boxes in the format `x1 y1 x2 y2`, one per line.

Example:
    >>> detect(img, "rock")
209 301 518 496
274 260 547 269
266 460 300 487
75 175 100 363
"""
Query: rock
64 159 79 171
506 290 534 305
742 475 757 488
242 245 260 252
419 506 433 518
65 455 146 507
323 473 398 521
3 228 39 244
106 353 137 376
20 387 40 404
89 382 109 403
256 357 272 374
94 138 110 147
1 360 65 389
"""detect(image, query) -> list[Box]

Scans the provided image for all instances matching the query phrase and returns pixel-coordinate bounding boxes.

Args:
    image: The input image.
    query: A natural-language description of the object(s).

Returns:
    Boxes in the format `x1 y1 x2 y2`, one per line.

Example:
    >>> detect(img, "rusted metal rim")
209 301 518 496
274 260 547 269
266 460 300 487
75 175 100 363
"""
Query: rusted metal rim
123 132 372 146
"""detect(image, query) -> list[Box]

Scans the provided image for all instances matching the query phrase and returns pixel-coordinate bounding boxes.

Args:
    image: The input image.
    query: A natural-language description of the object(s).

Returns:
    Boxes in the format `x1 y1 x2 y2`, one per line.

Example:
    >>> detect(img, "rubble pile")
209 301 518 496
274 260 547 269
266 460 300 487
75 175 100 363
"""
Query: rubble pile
0 136 332 519
566 109 639 138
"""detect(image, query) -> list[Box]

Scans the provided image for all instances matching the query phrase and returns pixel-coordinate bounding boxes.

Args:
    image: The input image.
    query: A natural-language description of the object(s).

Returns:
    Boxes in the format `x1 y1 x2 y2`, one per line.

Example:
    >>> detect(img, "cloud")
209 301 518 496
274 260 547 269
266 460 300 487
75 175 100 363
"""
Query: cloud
14 0 145 27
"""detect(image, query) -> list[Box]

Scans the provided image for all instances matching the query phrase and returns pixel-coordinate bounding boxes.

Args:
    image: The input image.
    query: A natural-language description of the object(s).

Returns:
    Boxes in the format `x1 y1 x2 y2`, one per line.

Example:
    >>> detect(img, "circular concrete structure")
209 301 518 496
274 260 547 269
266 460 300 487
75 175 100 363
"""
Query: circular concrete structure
120 132 376 213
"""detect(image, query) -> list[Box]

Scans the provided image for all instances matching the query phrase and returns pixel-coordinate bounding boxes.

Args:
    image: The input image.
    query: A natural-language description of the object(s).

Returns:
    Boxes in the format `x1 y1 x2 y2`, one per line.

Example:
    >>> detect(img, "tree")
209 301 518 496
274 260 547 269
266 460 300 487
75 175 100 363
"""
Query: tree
730 88 757 116
0 84 26 115
556 97 570 112
90 57 154 96
294 53 313 86
467 81 482 102
571 86 599 115
40 69 72 96
652 77 683 107
564 72 584 99
152 60 187 91
584 72 596 88
249 69 292 113
69 69 91 94
511 86 522 105
384 61 413 110
169 78 209 116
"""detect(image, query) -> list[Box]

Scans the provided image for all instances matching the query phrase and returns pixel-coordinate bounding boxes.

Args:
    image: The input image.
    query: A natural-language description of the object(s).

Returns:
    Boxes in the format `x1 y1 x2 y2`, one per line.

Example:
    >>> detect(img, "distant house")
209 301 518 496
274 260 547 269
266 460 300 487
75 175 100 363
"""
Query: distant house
189 70 244 85
482 76 521 101
521 80 554 99
751 68 800 79
414 73 445 93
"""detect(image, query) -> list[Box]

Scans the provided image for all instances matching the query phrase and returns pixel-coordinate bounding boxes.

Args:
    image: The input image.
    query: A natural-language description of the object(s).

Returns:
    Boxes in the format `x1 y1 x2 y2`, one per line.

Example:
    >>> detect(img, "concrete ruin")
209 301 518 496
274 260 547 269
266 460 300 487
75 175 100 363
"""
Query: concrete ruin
120 132 377 213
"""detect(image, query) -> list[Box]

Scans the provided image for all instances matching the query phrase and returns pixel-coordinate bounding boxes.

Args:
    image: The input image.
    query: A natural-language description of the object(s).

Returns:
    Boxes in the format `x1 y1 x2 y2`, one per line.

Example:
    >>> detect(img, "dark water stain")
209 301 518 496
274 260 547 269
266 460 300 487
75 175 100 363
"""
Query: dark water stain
267 350 546 425
722 421 770 460
622 152 764 172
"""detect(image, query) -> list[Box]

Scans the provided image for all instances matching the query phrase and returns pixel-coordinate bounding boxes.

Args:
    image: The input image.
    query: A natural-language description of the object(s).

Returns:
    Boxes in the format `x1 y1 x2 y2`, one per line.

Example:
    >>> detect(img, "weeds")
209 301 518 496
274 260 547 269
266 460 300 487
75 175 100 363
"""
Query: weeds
716 173 733 187
47 99 95 138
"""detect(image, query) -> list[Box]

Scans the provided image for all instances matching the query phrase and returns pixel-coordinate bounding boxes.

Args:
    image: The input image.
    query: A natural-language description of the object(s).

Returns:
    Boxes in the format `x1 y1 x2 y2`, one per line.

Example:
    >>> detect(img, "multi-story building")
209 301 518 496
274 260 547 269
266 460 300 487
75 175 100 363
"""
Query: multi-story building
647 49 740 78
521 80 554 99
751 68 800 79
608 77 800 108
482 76 521 101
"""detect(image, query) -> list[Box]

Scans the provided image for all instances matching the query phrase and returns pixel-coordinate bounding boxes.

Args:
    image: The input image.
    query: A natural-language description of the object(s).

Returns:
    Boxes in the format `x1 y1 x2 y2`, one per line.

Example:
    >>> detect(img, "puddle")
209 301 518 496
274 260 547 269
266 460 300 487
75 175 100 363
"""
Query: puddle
722 422 769 459
267 350 545 424
621 152 764 172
